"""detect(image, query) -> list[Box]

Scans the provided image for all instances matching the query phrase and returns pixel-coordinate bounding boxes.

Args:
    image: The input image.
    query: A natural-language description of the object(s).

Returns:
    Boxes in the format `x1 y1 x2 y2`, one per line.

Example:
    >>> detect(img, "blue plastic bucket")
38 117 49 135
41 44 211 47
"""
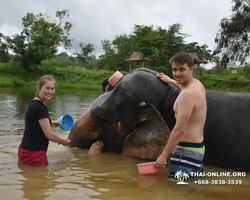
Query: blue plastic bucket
58 114 74 131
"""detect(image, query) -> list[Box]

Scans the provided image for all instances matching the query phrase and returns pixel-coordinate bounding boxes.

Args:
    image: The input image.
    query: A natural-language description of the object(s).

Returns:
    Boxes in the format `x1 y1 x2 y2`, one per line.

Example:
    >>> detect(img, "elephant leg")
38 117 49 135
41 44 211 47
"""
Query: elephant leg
88 140 104 155
122 103 170 159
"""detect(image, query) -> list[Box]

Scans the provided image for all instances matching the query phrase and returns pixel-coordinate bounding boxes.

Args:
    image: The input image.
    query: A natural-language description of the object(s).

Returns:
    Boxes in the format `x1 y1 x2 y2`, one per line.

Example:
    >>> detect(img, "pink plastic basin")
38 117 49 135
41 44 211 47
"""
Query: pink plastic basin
108 71 123 87
137 162 158 175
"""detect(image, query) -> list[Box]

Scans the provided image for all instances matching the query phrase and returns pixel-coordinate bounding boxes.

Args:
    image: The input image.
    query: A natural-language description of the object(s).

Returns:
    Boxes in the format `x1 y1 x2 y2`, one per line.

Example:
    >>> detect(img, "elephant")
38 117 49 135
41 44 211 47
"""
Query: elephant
68 67 250 171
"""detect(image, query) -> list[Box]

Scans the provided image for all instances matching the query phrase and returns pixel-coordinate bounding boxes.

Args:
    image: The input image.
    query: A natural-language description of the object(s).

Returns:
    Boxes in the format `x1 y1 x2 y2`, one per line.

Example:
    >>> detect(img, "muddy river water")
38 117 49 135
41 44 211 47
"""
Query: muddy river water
0 87 249 200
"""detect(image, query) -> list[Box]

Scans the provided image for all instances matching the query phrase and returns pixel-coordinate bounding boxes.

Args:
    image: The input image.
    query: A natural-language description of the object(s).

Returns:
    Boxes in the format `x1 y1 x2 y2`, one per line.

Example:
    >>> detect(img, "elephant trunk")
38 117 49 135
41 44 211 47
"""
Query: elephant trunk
68 108 100 149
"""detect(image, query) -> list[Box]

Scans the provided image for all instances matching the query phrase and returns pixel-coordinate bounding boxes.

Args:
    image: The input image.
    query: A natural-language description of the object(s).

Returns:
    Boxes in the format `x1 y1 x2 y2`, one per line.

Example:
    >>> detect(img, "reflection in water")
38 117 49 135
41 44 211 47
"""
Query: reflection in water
0 88 250 200
136 174 159 188
17 161 51 200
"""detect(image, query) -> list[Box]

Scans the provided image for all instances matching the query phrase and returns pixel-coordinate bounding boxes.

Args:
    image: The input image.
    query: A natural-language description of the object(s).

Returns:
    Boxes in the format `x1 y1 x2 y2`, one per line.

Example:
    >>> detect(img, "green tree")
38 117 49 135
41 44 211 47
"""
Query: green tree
1 10 73 69
0 33 10 63
214 0 250 67
97 35 136 71
97 39 116 70
97 24 190 73
184 42 218 64
112 34 135 71
57 52 69 57
74 42 95 69
97 23 213 74
130 24 188 73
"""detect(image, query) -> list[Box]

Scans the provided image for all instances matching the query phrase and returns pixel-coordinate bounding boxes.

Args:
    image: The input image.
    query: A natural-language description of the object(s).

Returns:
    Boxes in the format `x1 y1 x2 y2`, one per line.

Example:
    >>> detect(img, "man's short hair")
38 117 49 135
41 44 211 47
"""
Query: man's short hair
169 52 194 67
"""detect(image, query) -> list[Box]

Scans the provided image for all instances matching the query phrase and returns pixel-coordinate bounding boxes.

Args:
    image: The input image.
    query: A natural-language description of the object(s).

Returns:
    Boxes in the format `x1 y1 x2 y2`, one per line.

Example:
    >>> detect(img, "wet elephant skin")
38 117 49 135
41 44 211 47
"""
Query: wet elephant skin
68 68 250 171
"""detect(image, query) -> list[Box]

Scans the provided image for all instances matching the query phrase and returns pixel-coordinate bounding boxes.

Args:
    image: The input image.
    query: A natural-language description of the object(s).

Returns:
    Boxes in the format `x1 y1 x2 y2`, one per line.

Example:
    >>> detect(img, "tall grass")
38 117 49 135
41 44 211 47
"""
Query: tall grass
0 61 127 90
196 74 250 92
0 61 249 92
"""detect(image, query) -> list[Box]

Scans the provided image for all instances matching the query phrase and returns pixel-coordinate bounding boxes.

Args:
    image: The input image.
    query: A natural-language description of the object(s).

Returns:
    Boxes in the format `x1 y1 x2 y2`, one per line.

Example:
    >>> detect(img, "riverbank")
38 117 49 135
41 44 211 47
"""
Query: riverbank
0 62 126 90
1 62 250 92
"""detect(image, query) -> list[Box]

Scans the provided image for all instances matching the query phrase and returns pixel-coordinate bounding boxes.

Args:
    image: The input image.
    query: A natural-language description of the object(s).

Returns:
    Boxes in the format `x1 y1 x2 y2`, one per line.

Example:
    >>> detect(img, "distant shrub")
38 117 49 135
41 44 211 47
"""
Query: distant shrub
11 78 26 87
241 64 250 78
227 75 239 81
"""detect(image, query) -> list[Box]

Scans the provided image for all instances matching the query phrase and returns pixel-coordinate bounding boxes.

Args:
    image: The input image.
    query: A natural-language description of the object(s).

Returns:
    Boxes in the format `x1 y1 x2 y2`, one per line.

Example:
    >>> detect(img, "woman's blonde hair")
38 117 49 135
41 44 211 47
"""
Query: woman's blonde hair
35 75 56 101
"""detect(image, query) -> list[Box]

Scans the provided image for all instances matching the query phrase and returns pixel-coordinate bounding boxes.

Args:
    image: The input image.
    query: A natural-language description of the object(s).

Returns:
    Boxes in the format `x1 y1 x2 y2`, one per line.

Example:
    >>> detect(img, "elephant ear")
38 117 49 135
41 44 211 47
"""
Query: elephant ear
122 103 170 159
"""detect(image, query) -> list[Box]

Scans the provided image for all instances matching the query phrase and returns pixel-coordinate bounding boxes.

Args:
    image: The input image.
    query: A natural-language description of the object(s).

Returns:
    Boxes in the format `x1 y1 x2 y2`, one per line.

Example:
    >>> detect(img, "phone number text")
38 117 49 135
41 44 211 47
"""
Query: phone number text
194 179 243 185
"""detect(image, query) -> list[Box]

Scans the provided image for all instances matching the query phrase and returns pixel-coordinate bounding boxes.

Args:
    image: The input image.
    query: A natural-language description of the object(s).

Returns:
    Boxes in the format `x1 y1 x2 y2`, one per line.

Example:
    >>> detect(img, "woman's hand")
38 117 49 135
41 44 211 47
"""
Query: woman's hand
52 120 61 127
58 139 71 146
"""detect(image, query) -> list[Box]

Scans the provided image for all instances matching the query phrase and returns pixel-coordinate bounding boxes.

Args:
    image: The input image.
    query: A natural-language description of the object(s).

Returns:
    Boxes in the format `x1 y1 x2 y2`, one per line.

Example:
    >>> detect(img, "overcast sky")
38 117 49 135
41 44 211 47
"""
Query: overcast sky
0 0 232 67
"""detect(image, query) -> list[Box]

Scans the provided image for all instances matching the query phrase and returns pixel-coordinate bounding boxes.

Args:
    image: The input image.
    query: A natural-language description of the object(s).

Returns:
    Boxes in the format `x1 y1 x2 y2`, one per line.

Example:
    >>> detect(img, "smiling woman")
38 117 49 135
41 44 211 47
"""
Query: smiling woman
18 75 71 166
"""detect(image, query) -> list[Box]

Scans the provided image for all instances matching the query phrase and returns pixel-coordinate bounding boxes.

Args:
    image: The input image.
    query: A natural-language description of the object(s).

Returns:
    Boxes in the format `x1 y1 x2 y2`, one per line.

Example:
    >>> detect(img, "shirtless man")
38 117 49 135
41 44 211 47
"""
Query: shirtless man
156 52 207 179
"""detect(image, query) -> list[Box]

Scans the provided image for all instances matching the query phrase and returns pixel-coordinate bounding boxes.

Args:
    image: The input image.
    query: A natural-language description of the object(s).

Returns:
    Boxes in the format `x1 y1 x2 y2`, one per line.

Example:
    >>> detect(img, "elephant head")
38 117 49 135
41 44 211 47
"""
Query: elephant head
68 68 250 171
68 68 180 159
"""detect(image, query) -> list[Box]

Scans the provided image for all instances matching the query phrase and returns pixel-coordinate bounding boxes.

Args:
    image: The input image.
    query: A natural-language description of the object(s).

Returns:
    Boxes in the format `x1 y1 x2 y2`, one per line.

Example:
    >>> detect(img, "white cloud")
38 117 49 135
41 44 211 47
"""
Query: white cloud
0 0 232 68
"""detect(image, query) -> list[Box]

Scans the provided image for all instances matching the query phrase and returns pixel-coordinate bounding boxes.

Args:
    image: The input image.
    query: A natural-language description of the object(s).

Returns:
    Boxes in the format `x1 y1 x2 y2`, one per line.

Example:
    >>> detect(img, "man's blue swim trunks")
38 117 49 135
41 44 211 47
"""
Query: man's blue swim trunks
169 142 205 180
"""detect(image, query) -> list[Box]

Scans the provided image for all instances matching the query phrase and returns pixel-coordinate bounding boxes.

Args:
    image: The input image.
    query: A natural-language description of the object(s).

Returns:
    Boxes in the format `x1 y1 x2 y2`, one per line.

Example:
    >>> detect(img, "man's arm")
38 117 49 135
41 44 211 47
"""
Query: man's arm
157 73 182 90
156 91 194 168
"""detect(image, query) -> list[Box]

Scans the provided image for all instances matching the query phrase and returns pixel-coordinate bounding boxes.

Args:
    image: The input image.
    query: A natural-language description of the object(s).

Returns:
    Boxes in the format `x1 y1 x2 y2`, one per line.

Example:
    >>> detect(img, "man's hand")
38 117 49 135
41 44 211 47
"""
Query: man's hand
139 101 146 106
156 154 168 168
157 73 172 83
157 72 182 90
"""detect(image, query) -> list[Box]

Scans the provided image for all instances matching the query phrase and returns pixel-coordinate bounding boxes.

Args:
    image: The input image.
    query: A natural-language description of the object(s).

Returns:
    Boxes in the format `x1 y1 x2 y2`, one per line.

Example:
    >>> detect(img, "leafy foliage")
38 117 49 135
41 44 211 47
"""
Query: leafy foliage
0 11 216 73
132 24 187 71
74 42 95 69
0 10 73 70
97 35 135 71
214 0 250 67
96 24 215 73
240 64 250 78
184 42 218 64
0 33 10 63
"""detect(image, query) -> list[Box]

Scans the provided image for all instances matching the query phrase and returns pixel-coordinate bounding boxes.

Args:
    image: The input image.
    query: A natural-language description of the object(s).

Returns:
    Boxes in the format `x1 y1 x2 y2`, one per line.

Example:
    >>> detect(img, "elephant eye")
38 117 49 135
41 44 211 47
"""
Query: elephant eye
100 115 104 119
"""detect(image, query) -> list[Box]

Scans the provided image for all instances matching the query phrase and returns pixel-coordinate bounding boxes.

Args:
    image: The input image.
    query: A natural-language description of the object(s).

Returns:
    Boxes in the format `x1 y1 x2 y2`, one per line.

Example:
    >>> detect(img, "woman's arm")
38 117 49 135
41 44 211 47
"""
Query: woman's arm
39 118 70 145
51 120 61 127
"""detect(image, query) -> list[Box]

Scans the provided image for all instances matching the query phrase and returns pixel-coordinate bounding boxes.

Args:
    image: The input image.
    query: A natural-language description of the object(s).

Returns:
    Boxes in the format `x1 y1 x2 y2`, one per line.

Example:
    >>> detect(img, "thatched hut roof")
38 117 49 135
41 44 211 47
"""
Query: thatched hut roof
125 52 151 62
188 52 207 64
